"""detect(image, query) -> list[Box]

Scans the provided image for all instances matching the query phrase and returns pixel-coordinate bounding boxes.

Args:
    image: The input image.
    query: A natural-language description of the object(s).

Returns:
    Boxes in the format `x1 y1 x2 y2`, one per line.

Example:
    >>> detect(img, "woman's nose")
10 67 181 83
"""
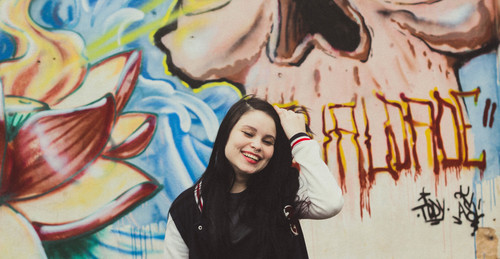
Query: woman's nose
250 139 262 151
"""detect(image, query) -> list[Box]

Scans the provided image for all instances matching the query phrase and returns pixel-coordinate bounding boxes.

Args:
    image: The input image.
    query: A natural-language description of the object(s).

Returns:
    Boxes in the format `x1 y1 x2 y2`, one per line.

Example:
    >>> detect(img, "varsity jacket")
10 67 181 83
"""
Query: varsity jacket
164 137 344 258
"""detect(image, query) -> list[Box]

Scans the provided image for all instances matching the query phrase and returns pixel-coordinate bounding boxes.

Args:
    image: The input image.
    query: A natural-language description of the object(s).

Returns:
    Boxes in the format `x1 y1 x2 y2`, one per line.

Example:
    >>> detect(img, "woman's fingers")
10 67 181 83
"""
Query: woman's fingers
274 106 306 139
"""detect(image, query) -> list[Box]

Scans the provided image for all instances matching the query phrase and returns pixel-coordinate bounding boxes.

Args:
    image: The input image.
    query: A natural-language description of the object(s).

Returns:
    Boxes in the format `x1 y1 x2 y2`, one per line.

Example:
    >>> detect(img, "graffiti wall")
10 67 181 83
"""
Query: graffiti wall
0 0 498 258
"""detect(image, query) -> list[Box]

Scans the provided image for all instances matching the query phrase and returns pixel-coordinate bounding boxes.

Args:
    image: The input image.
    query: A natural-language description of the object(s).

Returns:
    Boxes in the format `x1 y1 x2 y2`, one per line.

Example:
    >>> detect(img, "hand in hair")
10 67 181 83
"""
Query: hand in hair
274 105 307 140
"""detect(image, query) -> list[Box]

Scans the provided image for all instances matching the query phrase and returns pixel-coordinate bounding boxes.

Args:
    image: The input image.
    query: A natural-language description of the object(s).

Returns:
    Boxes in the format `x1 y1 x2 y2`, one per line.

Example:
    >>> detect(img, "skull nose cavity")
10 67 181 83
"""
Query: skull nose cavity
268 0 371 64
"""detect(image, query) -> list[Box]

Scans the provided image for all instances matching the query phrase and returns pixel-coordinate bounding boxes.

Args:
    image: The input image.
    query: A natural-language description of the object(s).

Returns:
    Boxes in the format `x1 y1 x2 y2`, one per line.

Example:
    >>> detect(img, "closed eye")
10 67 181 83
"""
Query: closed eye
243 131 253 137
263 140 274 145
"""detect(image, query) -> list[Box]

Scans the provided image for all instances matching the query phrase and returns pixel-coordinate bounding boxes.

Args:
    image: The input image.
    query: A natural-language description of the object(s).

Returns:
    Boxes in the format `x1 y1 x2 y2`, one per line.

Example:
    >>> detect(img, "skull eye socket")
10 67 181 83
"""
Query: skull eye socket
296 0 361 52
275 0 361 60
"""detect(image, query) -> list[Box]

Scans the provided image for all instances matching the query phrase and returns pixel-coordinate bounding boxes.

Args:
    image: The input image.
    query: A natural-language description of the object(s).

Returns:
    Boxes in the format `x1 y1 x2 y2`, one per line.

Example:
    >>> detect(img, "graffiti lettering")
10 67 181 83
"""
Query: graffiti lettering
411 187 446 225
412 186 484 236
448 90 487 178
321 89 487 215
482 98 497 128
321 101 370 216
453 186 484 236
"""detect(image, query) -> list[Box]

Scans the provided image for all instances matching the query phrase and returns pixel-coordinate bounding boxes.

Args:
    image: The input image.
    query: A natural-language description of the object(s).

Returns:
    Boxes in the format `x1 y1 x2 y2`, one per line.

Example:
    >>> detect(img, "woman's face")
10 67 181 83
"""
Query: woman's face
225 109 276 180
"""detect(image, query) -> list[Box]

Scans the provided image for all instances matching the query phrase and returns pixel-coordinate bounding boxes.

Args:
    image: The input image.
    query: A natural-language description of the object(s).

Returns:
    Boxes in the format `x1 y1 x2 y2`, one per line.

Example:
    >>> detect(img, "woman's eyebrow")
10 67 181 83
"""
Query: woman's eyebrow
240 125 256 131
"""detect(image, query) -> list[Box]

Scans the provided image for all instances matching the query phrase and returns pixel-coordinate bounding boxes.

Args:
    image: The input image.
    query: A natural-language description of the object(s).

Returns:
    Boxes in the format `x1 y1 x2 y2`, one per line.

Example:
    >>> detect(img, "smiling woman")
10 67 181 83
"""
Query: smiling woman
163 96 344 258
225 109 277 193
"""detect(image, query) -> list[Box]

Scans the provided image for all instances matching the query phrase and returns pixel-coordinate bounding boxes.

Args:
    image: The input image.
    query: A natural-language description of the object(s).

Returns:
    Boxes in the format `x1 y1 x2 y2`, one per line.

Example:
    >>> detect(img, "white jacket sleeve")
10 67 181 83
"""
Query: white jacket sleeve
293 139 344 219
164 213 189 258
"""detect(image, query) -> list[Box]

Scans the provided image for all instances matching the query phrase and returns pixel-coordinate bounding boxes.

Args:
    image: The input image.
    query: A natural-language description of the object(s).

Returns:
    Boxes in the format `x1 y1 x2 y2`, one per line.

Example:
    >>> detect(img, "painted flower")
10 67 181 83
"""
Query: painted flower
0 50 159 258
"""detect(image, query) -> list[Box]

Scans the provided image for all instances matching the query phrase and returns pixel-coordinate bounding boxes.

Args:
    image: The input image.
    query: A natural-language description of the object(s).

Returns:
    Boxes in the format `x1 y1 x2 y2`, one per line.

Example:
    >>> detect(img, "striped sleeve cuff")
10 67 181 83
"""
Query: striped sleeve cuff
290 132 311 149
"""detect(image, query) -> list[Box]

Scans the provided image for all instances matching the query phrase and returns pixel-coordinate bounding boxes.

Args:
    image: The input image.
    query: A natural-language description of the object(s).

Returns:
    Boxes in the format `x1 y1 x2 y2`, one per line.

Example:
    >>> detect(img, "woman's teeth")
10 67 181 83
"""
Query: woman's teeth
243 153 259 161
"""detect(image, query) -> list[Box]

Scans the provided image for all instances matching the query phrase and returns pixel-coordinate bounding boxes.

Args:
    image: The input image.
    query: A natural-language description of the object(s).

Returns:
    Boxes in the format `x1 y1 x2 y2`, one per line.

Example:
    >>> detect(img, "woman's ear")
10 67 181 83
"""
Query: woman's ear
267 0 371 65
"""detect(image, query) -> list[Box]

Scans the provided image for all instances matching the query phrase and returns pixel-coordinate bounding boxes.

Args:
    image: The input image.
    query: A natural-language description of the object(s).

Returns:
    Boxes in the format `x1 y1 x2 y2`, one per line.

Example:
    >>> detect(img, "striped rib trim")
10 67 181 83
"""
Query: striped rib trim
290 133 311 150
194 181 204 212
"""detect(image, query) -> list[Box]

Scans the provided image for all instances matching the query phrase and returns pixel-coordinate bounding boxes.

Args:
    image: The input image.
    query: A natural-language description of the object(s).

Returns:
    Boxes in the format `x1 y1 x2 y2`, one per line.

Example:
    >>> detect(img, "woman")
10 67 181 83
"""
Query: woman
164 96 343 258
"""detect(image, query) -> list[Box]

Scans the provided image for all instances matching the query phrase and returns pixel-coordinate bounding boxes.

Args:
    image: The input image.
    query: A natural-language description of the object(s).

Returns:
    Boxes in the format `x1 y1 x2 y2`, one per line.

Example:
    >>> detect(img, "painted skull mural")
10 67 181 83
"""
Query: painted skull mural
0 0 498 258
156 0 500 257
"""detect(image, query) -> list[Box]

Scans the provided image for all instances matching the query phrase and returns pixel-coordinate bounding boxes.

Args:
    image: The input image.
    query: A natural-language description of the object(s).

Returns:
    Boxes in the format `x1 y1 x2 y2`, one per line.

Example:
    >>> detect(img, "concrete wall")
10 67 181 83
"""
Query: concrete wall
0 0 498 258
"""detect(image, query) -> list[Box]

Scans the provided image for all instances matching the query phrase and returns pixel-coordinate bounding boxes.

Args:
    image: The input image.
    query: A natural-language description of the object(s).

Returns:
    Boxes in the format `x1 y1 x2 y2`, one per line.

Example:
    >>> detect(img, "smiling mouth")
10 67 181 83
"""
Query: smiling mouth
242 152 261 162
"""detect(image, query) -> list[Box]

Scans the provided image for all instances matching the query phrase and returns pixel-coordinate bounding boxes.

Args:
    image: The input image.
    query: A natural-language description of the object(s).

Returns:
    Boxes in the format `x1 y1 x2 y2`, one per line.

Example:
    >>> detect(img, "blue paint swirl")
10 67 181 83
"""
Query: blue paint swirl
0 32 15 61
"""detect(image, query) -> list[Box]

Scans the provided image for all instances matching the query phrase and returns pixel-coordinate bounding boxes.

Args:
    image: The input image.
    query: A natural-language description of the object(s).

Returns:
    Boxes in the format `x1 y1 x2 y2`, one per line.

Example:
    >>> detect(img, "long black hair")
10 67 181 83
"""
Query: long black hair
198 96 305 257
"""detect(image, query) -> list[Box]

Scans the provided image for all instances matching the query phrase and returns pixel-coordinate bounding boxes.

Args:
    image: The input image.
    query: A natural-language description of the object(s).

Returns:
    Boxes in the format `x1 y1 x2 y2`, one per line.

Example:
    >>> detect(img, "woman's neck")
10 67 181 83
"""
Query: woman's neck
230 173 248 193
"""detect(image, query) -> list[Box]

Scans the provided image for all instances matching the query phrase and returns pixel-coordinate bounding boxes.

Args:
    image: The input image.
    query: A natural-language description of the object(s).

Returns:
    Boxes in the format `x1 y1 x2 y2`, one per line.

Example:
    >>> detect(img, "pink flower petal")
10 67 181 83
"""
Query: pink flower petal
114 51 141 113
52 50 140 110
103 113 156 159
0 206 47 258
8 95 116 199
0 86 7 190
10 158 160 241
33 183 158 241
